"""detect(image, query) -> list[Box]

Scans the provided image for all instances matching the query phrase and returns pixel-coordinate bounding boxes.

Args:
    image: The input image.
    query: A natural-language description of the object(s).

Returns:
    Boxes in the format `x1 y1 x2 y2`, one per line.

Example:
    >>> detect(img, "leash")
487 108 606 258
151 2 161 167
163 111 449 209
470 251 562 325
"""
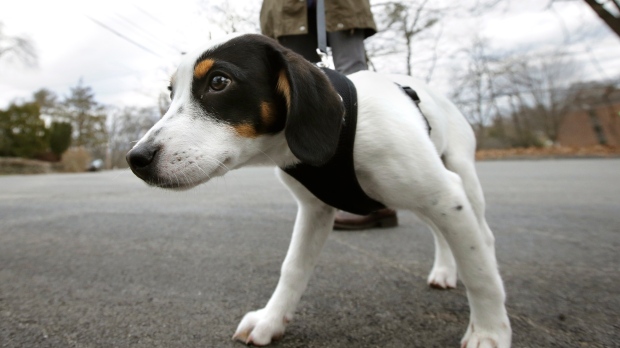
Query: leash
313 1 430 135
315 0 329 67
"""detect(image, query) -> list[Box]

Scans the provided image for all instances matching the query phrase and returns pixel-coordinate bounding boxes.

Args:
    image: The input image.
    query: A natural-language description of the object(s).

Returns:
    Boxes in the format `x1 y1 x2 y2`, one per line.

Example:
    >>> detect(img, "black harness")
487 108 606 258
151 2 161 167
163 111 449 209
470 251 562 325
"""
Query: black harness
282 68 428 215
399 85 431 134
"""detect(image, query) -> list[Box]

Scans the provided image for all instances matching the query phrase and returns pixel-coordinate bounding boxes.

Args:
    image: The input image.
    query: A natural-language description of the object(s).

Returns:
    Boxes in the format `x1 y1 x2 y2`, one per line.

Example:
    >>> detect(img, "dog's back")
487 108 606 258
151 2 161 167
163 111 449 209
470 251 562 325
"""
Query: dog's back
346 71 477 209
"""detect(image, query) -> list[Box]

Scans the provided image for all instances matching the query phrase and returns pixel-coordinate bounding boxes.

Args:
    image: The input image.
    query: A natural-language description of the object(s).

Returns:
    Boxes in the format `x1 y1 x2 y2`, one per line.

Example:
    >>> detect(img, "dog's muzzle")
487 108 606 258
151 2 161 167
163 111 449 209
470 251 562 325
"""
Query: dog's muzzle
126 143 161 183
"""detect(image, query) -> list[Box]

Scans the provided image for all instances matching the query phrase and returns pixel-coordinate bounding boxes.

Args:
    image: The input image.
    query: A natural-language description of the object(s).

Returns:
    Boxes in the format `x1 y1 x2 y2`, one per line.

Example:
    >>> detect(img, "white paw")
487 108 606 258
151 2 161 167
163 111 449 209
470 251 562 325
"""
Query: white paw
232 309 289 346
460 321 511 348
427 266 457 289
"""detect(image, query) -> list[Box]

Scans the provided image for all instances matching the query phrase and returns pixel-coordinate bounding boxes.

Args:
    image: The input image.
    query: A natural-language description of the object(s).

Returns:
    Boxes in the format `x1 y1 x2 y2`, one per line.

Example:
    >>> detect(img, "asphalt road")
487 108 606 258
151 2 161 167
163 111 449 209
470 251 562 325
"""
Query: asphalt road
1 159 618 348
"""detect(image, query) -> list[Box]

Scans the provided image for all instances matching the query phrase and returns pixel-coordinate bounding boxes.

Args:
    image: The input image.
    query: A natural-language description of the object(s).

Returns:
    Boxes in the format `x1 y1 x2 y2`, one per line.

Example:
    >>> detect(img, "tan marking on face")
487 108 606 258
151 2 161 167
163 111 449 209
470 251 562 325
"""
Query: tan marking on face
260 101 275 127
276 69 291 111
234 123 258 138
194 59 215 79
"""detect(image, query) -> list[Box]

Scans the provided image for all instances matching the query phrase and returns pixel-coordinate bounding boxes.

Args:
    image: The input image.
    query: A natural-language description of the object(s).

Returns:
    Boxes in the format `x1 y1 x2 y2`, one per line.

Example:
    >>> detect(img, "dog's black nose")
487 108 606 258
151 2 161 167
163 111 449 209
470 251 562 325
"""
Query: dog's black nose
126 143 160 178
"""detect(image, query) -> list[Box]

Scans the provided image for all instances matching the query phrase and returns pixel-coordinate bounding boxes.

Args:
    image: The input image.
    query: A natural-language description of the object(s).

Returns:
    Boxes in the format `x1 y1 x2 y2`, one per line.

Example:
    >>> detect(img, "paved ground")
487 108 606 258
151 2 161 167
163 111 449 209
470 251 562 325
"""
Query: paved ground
0 159 618 348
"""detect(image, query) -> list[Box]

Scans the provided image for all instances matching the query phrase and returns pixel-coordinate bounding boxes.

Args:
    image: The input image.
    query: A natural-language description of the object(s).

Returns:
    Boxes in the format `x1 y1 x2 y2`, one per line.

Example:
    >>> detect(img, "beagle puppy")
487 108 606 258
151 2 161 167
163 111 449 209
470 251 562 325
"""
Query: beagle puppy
126 34 511 348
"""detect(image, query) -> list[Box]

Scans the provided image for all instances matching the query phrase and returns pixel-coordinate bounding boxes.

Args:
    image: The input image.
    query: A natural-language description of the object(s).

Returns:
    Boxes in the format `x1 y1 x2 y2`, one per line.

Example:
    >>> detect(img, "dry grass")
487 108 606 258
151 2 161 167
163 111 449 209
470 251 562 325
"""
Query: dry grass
59 147 92 172
476 145 620 161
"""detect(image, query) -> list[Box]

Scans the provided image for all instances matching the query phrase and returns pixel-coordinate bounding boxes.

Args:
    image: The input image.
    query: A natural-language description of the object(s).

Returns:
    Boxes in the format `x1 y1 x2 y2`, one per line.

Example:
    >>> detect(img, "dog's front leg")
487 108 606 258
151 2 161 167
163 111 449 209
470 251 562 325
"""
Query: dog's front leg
233 169 335 346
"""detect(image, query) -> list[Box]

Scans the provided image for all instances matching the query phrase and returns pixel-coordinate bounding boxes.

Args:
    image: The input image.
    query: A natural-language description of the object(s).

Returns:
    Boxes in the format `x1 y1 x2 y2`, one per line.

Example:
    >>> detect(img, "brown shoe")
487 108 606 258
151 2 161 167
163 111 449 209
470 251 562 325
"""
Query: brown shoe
333 208 398 231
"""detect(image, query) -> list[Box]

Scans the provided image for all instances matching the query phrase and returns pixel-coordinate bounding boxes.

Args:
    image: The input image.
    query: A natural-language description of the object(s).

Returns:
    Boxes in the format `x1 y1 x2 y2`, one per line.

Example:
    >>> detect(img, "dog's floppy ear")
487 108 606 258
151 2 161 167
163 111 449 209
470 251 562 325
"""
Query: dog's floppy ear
272 46 344 167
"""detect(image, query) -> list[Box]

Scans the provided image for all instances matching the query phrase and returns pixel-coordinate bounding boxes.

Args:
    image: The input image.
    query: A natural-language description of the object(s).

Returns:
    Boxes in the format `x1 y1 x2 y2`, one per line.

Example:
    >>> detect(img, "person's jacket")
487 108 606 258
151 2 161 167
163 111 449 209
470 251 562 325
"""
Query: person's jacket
260 0 377 39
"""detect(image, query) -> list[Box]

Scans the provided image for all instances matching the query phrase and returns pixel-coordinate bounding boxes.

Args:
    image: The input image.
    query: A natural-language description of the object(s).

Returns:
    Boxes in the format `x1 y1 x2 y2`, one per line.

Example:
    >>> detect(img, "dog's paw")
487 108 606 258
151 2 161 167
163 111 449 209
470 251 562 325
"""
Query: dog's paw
427 266 457 289
460 321 511 348
232 309 289 346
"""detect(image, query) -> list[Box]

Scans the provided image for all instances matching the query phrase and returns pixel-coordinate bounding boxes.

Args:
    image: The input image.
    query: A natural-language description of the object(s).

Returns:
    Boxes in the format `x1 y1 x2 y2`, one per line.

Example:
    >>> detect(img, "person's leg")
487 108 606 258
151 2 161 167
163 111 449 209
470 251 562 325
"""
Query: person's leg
277 6 320 63
328 29 368 75
281 27 397 231
278 34 320 63
330 29 398 230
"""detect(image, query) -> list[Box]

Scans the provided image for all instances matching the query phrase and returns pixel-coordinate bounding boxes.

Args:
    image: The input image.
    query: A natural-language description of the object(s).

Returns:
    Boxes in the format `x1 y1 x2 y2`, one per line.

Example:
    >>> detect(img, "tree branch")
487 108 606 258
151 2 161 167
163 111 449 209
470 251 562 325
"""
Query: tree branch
583 0 620 37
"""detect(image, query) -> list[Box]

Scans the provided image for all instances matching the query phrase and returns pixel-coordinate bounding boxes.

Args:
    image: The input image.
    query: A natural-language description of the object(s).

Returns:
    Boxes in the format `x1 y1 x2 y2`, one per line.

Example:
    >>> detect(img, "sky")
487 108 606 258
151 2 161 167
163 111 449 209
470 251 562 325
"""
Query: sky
0 0 218 109
0 0 619 110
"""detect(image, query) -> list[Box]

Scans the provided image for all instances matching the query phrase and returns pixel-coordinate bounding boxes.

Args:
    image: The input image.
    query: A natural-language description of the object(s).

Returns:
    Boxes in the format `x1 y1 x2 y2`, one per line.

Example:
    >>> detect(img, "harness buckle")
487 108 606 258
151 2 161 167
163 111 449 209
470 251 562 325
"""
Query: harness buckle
315 49 329 68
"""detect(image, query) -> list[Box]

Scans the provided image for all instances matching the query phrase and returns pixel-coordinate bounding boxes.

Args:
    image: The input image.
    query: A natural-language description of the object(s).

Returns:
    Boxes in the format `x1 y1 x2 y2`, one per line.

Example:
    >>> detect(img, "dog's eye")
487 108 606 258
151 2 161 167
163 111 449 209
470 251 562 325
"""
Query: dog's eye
209 75 231 91
167 85 174 100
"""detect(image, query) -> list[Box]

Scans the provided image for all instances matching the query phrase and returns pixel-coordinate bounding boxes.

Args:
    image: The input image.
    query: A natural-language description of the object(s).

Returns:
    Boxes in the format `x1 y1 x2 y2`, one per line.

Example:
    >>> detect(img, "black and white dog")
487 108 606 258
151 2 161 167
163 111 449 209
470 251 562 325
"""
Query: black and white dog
126 34 511 348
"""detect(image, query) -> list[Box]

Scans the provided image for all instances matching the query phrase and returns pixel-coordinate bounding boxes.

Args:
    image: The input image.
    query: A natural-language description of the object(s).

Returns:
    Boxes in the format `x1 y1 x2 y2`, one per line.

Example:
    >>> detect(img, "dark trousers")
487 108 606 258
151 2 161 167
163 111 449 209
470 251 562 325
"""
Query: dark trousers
277 7 368 75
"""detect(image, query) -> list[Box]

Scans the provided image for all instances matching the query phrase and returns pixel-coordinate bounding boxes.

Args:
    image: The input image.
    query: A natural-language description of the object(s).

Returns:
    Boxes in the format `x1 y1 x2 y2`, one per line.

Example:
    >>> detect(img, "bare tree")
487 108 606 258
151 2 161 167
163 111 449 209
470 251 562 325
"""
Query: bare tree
198 2 260 36
0 22 37 67
449 32 586 147
502 52 580 143
61 80 108 157
449 37 505 147
367 0 503 80
107 106 159 168
367 0 442 77
33 88 62 121
368 1 440 75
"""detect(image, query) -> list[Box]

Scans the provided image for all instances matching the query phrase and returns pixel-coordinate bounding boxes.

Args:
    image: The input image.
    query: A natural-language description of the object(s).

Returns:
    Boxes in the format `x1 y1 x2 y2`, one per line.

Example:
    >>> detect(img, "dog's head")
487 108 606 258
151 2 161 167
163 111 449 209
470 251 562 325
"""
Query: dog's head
126 34 344 190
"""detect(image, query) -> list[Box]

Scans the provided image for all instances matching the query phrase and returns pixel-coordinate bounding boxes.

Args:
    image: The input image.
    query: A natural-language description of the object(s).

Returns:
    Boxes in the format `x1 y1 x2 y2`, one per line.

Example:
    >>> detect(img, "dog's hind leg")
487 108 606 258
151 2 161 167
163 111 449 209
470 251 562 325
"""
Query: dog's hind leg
424 150 494 290
421 123 496 292
420 216 458 289
410 168 511 348
443 152 495 251
233 168 336 346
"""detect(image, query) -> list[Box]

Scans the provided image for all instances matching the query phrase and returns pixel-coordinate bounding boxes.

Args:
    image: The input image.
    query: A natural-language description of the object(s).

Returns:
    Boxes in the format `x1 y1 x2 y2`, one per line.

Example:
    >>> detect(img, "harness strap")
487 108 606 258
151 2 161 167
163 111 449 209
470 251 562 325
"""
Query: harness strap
281 73 432 215
398 84 432 135
282 68 386 215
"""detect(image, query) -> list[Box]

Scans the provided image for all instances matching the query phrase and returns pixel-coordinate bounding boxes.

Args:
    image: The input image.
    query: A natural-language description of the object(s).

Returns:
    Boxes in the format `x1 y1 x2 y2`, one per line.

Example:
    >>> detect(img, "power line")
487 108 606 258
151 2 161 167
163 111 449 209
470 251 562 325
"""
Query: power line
111 12 183 55
132 4 189 50
133 4 167 27
85 15 164 59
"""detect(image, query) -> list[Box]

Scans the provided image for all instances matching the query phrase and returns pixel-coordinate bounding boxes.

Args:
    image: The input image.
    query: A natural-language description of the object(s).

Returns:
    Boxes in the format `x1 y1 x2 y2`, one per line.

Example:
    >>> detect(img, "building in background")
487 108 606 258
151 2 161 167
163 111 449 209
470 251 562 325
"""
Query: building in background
559 85 620 147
